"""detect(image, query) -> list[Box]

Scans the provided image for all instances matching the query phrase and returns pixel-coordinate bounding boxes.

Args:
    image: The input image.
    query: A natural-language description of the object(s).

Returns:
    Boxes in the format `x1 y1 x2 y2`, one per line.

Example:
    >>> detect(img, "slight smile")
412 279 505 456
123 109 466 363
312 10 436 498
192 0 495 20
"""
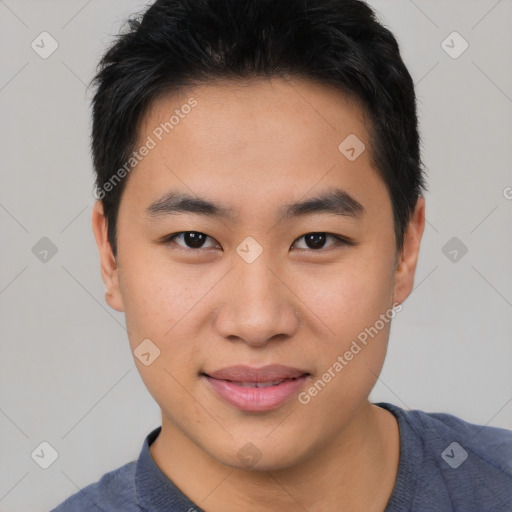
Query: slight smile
201 365 312 412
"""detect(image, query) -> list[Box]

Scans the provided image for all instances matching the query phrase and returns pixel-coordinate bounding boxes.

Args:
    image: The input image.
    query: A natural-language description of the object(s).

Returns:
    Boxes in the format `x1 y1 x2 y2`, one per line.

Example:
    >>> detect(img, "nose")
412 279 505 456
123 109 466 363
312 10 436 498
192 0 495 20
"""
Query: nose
213 255 300 347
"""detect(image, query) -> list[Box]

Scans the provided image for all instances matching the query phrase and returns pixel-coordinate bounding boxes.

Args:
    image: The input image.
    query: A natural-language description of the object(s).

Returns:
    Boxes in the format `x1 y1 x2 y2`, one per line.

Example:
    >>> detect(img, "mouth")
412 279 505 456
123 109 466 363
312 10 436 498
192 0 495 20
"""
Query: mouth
201 365 311 412
225 379 298 388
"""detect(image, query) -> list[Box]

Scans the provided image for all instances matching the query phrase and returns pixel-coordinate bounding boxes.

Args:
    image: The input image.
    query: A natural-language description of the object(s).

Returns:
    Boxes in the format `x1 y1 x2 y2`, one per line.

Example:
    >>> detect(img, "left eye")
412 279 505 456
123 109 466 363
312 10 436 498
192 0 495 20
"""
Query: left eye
164 231 348 251
292 232 347 250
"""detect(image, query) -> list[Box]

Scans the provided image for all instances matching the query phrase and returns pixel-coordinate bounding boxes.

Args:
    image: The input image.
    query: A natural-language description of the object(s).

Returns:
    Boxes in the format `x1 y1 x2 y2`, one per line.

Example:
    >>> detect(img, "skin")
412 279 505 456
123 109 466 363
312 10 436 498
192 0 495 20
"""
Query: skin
92 77 425 511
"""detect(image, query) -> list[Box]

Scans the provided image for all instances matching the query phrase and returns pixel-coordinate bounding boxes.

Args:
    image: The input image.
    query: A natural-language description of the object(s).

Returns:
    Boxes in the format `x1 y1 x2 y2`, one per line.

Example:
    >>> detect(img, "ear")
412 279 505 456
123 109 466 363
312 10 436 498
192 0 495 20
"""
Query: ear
91 201 125 312
393 196 426 305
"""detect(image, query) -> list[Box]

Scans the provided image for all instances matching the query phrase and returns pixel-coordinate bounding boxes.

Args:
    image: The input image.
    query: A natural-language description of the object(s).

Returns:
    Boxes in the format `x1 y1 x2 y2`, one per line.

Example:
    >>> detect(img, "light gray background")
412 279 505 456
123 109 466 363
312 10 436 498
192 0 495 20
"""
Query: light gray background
1 1 511 510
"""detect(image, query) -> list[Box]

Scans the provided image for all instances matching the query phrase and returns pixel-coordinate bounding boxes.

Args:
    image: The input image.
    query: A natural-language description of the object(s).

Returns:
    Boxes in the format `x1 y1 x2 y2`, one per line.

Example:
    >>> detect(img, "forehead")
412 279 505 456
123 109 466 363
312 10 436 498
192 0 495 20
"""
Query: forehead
124 77 389 222
141 77 370 163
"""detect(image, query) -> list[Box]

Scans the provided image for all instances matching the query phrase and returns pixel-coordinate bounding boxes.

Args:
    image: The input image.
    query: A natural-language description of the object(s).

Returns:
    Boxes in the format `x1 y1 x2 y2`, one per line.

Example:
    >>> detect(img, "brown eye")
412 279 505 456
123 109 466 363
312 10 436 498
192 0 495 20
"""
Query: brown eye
166 231 218 249
304 233 327 249
292 232 350 251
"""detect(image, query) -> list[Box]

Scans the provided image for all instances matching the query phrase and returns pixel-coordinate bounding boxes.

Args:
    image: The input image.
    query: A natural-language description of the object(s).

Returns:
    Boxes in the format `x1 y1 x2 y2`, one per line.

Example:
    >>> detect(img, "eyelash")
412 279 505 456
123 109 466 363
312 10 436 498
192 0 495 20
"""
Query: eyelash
161 231 354 252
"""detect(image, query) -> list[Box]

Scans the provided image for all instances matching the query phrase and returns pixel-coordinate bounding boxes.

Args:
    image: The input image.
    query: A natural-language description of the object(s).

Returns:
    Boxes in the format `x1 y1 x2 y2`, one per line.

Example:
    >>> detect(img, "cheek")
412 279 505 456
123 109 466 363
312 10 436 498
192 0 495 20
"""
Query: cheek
293 261 396 424
117 250 223 397
292 251 395 340
119 251 207 343
293 247 396 400
118 257 208 413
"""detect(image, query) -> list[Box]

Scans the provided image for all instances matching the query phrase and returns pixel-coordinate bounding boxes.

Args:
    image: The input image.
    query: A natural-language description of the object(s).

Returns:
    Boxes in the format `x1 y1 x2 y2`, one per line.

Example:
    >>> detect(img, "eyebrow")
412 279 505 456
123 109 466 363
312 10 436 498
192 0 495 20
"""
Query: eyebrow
145 187 365 221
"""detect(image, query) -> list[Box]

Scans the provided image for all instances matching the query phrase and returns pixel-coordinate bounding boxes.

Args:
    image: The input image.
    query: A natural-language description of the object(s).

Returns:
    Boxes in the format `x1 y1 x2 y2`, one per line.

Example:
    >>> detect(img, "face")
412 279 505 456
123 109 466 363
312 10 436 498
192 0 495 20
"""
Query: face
93 77 424 470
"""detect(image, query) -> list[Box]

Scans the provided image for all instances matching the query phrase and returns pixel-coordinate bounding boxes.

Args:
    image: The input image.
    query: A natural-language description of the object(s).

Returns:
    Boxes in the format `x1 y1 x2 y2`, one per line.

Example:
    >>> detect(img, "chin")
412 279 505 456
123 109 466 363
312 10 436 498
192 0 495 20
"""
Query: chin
205 435 310 472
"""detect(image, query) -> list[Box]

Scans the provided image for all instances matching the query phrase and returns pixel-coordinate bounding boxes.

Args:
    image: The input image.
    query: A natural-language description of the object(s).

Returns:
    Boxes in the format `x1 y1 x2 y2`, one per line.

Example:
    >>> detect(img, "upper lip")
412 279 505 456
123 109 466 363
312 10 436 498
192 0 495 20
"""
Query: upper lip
203 365 310 382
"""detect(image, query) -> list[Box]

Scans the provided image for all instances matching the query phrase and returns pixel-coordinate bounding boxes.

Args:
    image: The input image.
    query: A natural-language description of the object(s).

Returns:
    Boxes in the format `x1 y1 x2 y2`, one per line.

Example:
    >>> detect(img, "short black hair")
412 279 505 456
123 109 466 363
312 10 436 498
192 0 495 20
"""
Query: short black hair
91 0 426 257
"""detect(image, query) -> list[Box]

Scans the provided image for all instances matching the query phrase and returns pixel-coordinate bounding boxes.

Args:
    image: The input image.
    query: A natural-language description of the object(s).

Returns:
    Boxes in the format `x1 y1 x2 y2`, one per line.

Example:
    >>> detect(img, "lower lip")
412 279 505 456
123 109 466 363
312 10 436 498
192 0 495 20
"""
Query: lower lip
203 375 309 412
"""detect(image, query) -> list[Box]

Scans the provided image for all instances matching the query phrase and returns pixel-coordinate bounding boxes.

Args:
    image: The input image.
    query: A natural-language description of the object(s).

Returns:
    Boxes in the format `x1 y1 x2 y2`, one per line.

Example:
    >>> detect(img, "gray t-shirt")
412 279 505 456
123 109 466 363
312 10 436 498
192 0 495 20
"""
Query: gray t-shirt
50 402 512 511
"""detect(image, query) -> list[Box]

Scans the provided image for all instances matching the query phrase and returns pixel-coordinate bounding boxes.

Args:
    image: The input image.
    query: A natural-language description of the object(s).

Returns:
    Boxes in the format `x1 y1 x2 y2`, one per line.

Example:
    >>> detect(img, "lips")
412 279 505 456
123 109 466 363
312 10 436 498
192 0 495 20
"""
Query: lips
202 365 311 412
204 364 309 382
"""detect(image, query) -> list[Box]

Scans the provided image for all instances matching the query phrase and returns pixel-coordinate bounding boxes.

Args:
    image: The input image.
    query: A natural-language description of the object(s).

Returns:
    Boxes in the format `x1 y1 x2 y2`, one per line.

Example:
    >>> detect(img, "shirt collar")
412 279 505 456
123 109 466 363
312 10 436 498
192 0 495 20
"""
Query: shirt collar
134 404 415 511
135 426 205 511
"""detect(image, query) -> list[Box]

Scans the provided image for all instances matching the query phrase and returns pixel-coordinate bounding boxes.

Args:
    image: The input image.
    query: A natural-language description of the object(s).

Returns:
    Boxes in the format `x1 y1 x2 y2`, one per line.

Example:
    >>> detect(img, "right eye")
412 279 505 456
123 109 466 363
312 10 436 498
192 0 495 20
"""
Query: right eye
163 231 221 250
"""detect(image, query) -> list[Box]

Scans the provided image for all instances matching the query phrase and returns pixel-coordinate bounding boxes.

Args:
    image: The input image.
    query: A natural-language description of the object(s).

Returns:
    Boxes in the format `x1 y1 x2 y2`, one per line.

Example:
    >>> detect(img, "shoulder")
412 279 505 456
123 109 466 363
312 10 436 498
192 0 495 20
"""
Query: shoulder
378 402 512 511
399 404 512 472
49 461 138 512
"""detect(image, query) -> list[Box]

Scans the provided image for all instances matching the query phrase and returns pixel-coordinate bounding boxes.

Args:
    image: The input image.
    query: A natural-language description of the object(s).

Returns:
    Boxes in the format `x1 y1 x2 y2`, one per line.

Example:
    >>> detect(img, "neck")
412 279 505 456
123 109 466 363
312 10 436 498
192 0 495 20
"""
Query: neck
150 401 400 512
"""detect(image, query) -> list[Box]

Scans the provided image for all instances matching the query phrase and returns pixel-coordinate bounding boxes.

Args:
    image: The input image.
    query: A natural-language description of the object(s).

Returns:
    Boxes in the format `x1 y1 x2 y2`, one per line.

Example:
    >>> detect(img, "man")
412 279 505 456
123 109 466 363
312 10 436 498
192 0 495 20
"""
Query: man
52 0 512 510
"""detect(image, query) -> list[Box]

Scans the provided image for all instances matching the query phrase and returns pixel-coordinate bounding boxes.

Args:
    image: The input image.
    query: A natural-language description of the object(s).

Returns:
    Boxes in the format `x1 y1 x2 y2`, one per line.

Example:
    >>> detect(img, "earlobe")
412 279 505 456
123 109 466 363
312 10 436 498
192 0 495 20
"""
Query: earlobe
392 197 426 306
91 201 125 312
